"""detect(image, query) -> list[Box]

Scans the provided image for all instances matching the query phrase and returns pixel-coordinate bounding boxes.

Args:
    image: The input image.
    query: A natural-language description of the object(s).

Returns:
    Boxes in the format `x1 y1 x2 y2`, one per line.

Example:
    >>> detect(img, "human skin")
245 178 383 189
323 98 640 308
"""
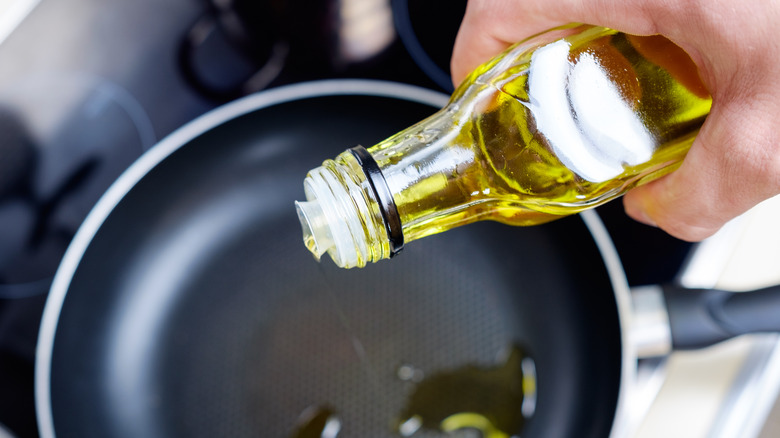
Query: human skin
450 0 780 241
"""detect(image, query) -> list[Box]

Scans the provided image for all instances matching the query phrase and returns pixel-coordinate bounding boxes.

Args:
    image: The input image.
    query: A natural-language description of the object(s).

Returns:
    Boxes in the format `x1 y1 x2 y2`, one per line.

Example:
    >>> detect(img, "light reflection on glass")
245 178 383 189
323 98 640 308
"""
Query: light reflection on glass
527 40 654 182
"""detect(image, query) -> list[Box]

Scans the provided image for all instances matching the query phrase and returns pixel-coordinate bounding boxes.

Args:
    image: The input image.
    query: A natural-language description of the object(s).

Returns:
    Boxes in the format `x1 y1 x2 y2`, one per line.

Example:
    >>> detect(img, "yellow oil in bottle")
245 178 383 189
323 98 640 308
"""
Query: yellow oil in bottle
296 25 712 268
368 26 711 243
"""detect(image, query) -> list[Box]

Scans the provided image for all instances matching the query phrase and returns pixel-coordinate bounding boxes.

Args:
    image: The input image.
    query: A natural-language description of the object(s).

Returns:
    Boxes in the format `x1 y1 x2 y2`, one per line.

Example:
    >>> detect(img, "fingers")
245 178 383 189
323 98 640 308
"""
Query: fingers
624 99 780 241
623 152 726 242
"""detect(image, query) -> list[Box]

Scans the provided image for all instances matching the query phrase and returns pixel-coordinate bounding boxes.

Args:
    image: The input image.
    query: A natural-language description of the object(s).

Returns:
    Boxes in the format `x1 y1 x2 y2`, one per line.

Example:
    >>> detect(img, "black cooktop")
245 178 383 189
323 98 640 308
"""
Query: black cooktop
0 1 691 436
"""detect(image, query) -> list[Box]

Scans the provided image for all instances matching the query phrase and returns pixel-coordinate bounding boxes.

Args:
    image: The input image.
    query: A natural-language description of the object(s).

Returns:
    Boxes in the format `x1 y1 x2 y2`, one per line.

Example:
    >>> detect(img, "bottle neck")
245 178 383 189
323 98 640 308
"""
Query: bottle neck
366 105 480 242
297 102 481 268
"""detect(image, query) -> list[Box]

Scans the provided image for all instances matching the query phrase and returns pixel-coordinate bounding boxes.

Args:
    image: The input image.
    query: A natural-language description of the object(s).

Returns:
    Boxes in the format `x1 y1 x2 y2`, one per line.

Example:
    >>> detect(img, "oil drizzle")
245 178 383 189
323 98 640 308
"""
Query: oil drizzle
314 263 386 408
316 264 374 370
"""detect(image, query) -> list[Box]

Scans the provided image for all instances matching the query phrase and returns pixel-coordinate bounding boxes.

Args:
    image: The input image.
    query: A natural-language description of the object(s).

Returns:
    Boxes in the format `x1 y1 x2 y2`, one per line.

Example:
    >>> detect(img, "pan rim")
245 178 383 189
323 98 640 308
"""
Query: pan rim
34 78 635 438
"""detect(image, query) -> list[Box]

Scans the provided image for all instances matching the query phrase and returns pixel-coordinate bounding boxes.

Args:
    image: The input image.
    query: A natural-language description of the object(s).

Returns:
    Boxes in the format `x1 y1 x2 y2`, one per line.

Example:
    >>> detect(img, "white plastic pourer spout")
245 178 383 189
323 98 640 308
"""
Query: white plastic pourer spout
295 200 334 260
295 162 372 269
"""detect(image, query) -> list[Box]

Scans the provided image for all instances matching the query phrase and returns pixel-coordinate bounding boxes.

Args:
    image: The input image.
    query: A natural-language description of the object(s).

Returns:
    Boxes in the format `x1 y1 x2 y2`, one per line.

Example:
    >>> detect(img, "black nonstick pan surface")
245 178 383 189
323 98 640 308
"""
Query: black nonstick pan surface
35 80 629 438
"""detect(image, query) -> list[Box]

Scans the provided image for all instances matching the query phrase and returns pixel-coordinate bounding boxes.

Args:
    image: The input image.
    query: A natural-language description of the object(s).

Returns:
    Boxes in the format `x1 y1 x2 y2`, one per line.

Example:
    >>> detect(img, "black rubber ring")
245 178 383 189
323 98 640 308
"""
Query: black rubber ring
349 146 404 256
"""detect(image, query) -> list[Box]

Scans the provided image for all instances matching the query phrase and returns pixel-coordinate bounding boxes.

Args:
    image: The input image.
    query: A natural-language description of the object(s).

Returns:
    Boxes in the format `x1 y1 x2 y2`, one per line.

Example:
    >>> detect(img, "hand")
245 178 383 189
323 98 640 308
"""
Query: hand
450 0 780 241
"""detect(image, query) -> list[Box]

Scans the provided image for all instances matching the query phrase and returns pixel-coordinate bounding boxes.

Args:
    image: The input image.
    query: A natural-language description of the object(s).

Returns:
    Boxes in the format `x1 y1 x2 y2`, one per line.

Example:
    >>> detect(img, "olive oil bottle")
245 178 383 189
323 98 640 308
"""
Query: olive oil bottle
295 25 712 268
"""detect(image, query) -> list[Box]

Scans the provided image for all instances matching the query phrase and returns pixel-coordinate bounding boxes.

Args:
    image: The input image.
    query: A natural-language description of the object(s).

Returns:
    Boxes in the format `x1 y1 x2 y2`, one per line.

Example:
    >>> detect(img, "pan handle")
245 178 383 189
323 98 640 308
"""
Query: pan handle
663 284 780 350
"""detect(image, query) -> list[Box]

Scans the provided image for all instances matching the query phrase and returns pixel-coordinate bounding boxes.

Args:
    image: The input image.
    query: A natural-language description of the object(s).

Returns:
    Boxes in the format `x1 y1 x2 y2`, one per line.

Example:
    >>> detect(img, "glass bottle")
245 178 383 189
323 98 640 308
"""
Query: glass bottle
295 25 712 268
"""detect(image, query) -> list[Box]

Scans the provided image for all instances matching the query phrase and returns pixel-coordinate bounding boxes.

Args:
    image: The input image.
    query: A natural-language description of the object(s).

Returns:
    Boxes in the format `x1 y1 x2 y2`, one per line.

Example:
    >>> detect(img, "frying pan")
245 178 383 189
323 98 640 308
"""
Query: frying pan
34 80 780 438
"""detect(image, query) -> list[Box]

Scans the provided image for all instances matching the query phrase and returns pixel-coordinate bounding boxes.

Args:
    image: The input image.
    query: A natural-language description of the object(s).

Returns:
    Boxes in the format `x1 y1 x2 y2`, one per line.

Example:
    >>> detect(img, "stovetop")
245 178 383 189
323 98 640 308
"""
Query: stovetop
0 1 695 436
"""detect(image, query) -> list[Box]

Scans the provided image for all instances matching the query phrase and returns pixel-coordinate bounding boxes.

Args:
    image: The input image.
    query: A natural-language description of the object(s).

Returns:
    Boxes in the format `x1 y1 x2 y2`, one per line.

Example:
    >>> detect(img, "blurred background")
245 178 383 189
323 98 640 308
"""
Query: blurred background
0 0 777 437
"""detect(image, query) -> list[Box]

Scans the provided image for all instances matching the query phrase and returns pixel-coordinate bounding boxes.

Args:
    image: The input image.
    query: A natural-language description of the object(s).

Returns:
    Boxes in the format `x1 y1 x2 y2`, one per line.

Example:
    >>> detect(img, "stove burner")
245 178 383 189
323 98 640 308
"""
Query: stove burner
0 72 155 295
